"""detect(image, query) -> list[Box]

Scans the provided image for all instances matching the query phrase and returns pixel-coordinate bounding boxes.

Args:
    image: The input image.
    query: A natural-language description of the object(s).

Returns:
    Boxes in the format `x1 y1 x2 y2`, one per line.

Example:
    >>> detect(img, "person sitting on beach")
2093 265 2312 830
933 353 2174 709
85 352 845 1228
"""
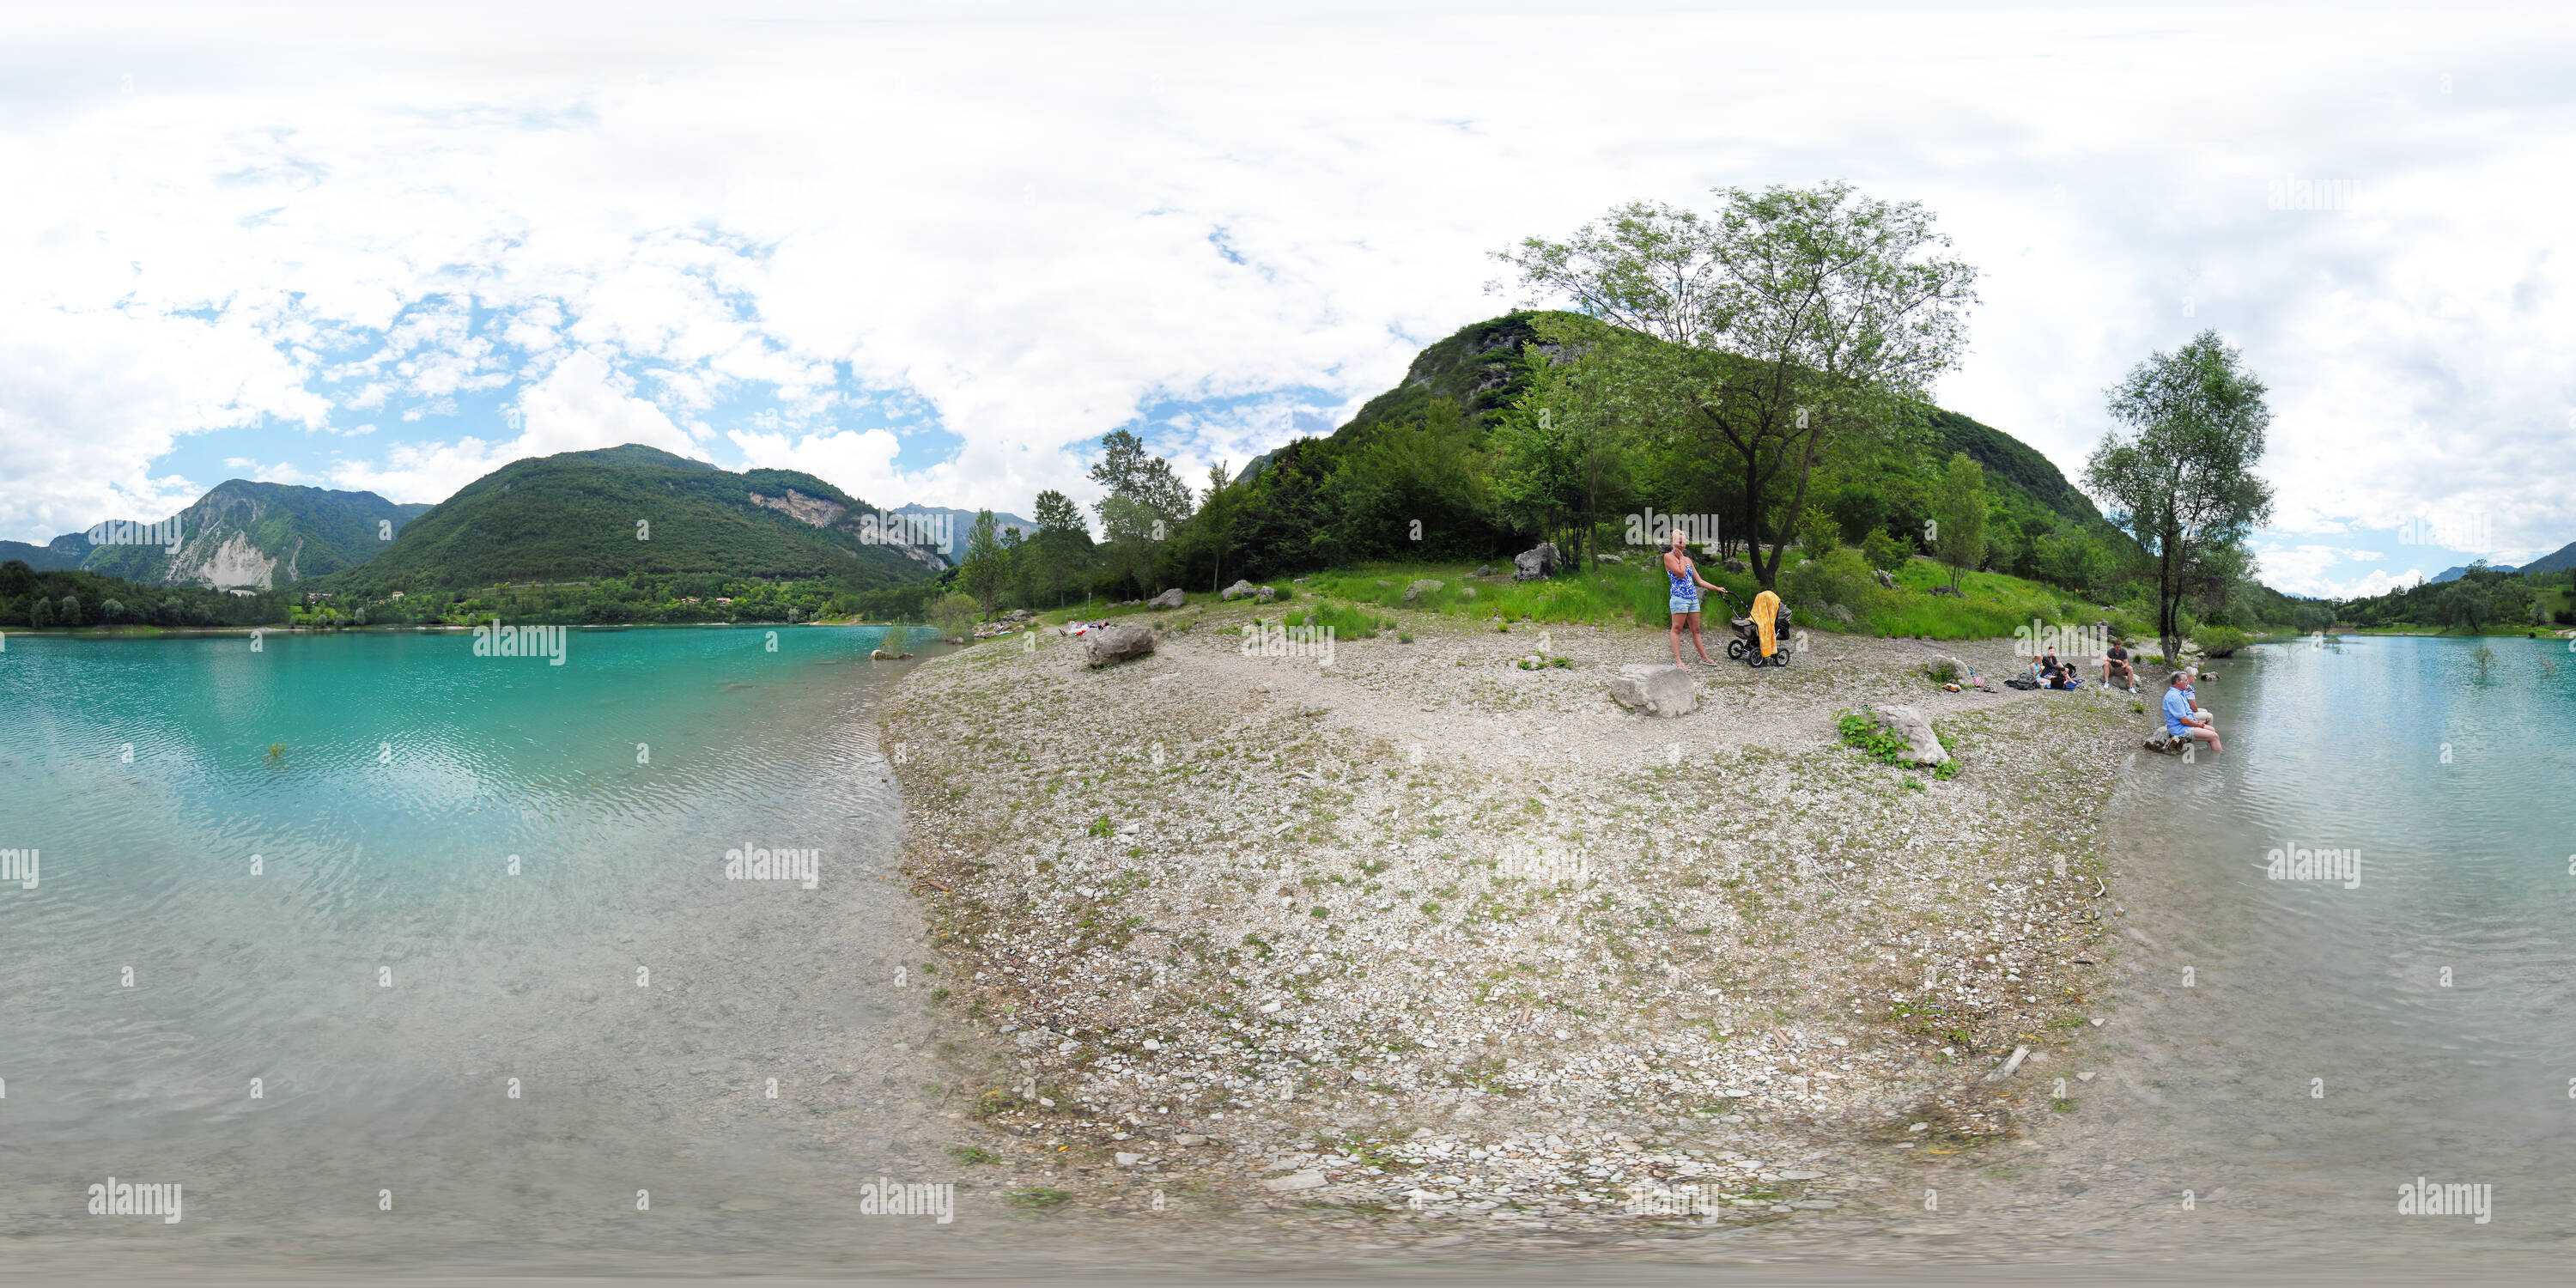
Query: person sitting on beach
1662 530 1726 666
2164 670 2221 753
2101 640 2136 690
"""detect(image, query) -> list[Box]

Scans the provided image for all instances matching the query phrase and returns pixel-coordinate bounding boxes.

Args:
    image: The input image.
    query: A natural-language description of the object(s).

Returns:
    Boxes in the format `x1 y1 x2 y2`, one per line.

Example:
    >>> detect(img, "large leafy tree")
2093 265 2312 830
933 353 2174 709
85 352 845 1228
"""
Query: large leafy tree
1026 489 1091 607
1088 429 1193 597
1496 182 1978 588
2085 331 2276 665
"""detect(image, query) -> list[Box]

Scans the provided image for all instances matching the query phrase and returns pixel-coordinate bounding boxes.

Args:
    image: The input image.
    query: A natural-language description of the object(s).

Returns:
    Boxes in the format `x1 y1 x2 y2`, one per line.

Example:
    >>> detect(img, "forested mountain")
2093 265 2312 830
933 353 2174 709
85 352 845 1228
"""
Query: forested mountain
321 445 942 592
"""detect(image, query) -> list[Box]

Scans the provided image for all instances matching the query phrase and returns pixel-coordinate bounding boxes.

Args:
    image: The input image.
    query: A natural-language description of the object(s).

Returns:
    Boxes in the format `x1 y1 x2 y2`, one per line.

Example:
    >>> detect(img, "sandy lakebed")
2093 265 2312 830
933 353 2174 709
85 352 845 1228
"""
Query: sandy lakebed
879 591 2170 1261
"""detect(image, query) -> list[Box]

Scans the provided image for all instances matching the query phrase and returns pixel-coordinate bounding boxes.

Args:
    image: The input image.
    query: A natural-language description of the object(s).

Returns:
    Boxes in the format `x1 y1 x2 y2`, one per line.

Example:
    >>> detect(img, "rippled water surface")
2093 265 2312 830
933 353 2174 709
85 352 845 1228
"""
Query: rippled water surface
0 627 980 1272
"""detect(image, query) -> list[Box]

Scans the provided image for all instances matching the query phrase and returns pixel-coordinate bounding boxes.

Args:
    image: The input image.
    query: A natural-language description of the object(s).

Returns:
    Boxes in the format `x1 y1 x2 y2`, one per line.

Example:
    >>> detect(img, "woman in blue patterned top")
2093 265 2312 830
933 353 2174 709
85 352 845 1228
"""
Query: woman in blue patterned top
1662 529 1724 666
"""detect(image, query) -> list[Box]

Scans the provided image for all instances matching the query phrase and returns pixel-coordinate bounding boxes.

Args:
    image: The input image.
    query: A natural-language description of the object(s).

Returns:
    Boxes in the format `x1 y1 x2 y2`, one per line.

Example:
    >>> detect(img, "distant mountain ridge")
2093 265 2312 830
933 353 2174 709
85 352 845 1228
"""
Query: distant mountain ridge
0 481 429 589
2430 562 2522 583
320 444 945 590
888 504 1039 558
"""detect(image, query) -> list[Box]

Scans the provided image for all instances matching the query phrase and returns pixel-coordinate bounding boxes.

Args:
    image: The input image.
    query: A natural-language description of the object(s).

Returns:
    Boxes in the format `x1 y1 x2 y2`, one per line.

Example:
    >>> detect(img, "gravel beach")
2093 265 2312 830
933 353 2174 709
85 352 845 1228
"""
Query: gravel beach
883 593 2150 1249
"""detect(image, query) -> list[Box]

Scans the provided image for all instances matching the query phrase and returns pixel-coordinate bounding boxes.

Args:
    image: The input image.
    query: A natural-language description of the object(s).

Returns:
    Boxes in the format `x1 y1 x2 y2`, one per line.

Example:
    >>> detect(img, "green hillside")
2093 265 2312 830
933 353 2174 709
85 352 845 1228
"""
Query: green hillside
76 480 430 589
325 445 942 592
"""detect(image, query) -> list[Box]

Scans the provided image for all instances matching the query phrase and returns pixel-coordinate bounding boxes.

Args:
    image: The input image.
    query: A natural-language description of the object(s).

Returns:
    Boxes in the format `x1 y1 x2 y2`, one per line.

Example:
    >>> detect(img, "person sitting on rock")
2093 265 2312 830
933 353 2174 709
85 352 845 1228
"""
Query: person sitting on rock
2101 640 2137 691
1662 529 1726 667
2164 670 2221 754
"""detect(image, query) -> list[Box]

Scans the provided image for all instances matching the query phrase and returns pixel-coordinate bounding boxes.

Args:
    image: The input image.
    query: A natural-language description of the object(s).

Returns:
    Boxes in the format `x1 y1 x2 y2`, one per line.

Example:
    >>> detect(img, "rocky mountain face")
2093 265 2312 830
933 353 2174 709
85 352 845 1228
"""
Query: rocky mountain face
22 481 428 590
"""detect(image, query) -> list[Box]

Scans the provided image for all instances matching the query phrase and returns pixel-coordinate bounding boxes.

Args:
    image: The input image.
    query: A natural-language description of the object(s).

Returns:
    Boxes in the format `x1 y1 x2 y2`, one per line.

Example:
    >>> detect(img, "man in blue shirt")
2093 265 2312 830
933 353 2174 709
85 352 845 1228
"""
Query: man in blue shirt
2163 671 2221 754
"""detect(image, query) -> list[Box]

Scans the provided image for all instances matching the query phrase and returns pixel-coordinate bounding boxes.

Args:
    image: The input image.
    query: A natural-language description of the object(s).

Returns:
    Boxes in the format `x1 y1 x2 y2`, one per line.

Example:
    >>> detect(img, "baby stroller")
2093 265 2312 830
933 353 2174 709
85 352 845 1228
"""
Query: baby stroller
1713 589 1791 667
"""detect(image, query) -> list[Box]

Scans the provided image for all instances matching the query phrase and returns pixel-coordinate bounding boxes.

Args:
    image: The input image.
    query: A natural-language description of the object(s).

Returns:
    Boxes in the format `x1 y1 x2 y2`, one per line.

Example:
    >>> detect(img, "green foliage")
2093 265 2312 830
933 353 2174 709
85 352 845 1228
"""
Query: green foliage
1780 547 1893 628
332 446 932 593
2193 625 2249 657
1932 452 1989 587
1794 505 1840 559
1860 528 1910 573
2087 331 2275 659
929 592 978 637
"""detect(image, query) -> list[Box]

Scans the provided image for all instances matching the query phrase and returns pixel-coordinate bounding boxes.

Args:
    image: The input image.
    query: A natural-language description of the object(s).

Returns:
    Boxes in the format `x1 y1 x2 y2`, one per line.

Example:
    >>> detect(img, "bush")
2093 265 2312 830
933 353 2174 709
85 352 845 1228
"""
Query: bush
2194 625 2248 657
1861 528 1909 573
1780 548 1893 629
1795 506 1841 559
928 592 978 636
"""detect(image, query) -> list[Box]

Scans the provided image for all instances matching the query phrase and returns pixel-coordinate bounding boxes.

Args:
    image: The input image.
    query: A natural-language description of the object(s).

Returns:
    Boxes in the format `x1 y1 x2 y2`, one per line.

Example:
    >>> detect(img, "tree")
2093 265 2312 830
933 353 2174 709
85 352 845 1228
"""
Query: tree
29 594 54 628
1930 452 1989 588
1088 429 1192 597
58 594 82 627
1497 182 1978 590
1794 505 1840 561
1028 489 1091 607
2085 331 2276 665
959 509 1009 617
1193 461 1239 592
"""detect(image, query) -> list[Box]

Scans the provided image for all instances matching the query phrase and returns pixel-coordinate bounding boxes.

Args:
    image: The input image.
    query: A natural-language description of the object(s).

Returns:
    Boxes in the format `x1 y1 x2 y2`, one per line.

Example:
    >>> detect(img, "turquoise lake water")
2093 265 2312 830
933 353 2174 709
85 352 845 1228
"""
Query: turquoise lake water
2060 633 2576 1253
6 626 2573 1272
0 625 981 1271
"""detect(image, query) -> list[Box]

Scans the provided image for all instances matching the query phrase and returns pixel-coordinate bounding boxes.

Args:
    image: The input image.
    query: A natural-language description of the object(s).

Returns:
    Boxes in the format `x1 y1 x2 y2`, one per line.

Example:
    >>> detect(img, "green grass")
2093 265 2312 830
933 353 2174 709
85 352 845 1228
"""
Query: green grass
1245 555 2144 642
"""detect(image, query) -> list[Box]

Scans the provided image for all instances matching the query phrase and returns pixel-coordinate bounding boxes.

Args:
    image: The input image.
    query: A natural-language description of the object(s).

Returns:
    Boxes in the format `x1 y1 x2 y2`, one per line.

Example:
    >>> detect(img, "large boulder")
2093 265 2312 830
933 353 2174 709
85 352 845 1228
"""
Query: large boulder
1872 568 1898 589
1609 664 1698 718
1085 623 1157 667
1474 564 1494 577
1402 579 1443 605
1220 580 1260 601
1145 586 1187 610
1513 543 1560 581
2142 731 2190 756
1864 703 1949 766
1721 558 1748 574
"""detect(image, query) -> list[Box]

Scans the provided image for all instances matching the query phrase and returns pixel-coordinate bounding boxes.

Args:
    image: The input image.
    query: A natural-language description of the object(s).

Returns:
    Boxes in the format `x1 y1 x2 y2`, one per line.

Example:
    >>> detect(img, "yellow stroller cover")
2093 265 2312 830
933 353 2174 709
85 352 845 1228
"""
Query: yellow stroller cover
1751 590 1782 658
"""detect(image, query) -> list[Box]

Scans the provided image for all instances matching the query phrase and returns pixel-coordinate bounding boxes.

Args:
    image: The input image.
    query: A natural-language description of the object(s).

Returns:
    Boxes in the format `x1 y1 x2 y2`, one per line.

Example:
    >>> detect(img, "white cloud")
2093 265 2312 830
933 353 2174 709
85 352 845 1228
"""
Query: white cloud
5 3 2576 564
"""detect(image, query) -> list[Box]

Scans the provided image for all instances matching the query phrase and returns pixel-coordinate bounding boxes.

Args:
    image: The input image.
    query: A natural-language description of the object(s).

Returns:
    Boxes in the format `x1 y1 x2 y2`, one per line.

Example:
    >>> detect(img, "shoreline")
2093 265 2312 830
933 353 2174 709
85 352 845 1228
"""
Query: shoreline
885 599 2152 1249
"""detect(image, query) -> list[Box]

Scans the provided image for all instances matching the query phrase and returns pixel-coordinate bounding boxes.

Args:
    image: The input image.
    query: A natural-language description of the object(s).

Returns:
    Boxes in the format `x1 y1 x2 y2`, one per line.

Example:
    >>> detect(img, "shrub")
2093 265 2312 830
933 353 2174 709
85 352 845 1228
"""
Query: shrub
929 592 977 636
2194 625 2248 657
1781 548 1893 629
1861 528 1909 573
1795 506 1841 559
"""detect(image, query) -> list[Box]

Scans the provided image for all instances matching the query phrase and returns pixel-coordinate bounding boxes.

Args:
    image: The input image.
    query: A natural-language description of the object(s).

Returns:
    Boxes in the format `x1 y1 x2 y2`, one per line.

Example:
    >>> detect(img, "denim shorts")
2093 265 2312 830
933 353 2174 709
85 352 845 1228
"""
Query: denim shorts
1669 596 1701 616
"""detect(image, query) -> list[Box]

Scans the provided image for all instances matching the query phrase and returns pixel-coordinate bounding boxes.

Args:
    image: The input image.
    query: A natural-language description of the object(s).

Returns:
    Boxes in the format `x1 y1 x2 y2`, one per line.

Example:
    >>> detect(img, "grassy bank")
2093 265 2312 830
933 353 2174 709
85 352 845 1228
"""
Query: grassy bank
1052 554 2155 644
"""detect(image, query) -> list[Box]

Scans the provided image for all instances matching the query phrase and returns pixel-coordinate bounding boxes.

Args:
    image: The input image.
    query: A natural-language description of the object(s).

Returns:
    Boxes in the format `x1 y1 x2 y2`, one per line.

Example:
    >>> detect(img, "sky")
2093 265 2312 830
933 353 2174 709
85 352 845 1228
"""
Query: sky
3 1 2573 598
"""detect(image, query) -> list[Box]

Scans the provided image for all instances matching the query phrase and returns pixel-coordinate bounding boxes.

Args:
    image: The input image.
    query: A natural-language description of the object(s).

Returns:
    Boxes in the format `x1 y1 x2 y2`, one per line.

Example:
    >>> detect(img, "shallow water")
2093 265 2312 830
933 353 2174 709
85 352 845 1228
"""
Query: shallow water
8 628 2572 1279
0 626 986 1272
1987 634 2576 1255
